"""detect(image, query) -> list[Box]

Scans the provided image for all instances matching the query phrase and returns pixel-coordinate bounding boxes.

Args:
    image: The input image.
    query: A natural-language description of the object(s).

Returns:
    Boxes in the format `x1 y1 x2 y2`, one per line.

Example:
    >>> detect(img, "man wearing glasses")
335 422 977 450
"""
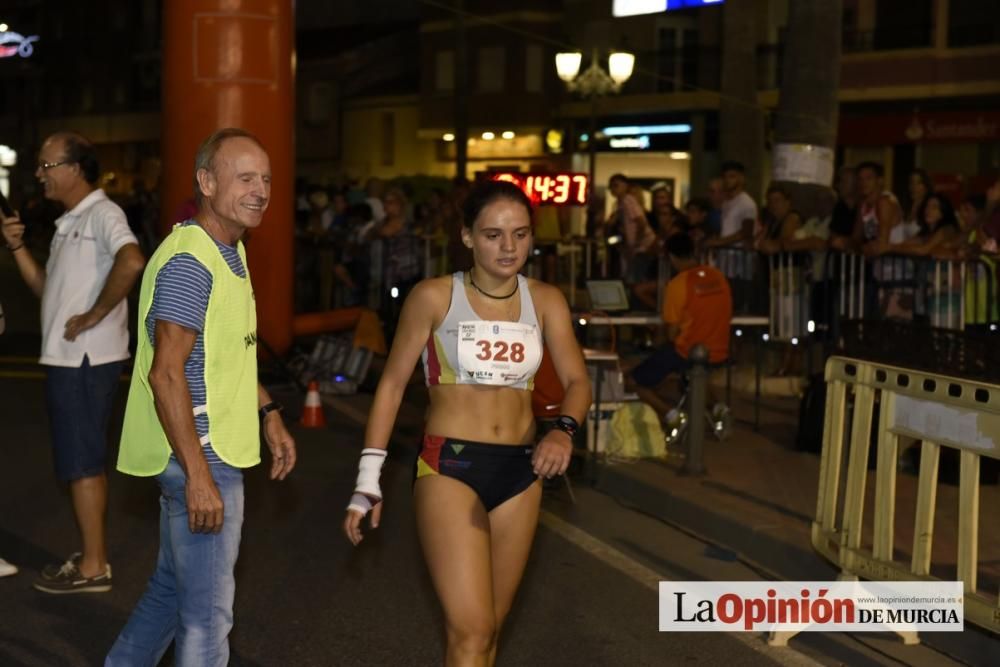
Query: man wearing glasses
1 132 146 593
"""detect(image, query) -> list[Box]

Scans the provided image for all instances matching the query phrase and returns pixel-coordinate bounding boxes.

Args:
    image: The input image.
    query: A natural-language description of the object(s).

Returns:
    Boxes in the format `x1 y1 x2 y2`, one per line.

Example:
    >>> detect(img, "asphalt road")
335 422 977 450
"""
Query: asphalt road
0 361 827 667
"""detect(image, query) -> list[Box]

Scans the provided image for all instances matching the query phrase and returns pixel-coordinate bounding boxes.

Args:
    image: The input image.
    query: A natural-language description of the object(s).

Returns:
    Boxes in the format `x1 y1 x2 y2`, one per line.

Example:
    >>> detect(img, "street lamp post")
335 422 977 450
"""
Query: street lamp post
555 50 634 467
554 48 635 220
556 49 635 276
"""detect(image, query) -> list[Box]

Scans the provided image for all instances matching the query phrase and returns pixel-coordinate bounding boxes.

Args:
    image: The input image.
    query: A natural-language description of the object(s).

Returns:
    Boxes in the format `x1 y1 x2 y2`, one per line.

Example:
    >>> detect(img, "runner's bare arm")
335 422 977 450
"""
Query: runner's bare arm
531 281 590 477
535 281 590 424
345 278 446 544
363 278 447 450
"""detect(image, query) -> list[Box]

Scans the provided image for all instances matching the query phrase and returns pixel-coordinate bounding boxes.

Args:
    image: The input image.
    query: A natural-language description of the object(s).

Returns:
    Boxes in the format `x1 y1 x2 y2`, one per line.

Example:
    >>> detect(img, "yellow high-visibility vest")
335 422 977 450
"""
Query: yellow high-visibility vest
118 223 260 476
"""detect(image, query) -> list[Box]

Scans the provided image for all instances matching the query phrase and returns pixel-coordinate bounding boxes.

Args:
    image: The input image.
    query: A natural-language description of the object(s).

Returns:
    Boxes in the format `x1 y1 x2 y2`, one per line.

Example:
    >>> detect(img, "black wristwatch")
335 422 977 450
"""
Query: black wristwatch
259 401 284 420
553 414 579 438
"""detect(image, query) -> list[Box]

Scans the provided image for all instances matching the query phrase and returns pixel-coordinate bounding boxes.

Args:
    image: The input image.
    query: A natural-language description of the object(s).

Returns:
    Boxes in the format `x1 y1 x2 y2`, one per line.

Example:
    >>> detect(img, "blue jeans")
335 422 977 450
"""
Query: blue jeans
105 459 244 667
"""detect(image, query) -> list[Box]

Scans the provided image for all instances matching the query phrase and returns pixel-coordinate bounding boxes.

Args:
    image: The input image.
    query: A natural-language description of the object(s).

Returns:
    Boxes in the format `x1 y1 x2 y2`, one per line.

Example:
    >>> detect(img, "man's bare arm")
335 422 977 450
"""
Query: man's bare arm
64 243 145 341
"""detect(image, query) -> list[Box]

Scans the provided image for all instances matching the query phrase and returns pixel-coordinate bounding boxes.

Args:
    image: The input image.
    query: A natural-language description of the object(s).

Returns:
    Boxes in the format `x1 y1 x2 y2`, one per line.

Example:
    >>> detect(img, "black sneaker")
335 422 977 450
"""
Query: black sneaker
34 558 112 594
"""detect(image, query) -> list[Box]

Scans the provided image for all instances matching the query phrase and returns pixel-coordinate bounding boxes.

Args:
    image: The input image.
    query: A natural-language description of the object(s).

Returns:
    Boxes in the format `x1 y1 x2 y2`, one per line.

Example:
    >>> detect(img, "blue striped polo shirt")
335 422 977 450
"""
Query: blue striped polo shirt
145 221 246 466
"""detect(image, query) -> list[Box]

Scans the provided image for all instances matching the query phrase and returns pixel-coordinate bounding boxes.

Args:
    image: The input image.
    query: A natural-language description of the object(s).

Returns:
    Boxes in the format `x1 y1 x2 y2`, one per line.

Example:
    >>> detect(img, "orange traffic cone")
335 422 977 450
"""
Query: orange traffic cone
300 381 327 428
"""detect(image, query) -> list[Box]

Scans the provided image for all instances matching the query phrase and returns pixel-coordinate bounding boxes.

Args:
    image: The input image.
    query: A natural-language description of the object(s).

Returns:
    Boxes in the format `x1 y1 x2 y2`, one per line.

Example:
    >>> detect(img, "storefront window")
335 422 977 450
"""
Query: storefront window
656 27 677 93
657 28 707 93
435 51 454 92
477 46 506 93
525 45 543 93
873 0 932 51
948 0 1000 48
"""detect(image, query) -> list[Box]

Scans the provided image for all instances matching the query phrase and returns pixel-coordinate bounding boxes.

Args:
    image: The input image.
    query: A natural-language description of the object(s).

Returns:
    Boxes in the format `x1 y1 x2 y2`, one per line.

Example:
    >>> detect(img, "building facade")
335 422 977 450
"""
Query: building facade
0 0 163 203
3 0 996 208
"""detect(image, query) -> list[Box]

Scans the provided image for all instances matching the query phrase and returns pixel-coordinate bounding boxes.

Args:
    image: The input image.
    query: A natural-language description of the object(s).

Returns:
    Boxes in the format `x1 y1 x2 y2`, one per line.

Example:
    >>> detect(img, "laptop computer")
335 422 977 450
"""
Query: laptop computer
586 280 630 312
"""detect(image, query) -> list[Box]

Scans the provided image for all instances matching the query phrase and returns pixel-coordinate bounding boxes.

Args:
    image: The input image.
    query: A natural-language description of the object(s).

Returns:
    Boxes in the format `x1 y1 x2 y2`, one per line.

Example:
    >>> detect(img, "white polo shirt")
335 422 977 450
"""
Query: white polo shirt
40 189 138 367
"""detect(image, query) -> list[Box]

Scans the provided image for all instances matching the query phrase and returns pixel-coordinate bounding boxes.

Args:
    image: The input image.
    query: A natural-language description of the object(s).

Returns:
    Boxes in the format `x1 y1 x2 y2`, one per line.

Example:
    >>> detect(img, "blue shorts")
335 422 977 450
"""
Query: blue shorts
45 356 124 481
415 435 537 512
630 344 691 388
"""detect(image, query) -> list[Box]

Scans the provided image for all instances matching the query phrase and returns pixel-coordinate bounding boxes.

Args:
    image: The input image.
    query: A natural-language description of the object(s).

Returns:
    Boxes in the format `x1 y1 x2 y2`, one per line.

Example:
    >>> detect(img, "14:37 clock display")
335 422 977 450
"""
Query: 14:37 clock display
486 172 589 206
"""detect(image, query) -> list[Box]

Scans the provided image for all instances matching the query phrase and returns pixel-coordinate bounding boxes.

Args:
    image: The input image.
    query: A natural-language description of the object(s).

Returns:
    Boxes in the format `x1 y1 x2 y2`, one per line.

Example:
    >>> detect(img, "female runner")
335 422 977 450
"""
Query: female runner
343 179 590 666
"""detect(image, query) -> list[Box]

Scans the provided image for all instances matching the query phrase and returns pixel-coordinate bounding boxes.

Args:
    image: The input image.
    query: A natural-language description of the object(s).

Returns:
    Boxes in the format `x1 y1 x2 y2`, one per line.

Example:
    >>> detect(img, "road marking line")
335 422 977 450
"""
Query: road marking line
0 370 45 379
537 511 823 667
321 390 821 666
538 511 665 589
0 356 39 364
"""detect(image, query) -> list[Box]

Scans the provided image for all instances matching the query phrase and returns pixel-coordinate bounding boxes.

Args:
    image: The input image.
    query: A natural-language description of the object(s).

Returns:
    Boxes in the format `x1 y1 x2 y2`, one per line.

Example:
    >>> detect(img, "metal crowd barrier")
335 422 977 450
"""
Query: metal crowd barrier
757 251 996 342
824 251 866 322
422 234 449 279
707 247 764 317
707 248 813 338
532 238 636 307
826 253 998 333
838 319 1000 385
413 235 997 339
558 238 611 288
800 356 1000 641
767 252 810 341
706 248 998 350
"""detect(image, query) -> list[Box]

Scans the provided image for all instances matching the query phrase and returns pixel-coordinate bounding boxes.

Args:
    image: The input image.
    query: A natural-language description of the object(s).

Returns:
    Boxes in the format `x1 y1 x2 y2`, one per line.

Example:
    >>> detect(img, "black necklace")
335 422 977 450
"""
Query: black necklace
469 272 519 300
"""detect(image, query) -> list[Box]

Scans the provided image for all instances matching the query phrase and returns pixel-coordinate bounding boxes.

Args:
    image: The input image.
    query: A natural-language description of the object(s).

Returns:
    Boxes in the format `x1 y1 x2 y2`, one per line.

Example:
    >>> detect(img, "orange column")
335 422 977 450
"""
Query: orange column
161 0 295 355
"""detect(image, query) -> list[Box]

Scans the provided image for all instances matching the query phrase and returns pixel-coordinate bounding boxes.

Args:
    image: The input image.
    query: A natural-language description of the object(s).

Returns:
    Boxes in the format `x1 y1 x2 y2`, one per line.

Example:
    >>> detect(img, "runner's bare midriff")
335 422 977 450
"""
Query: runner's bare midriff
426 384 535 445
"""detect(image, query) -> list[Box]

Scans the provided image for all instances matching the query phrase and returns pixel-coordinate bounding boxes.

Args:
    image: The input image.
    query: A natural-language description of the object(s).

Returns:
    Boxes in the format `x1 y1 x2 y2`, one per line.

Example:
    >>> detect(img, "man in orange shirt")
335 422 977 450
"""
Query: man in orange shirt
630 233 732 407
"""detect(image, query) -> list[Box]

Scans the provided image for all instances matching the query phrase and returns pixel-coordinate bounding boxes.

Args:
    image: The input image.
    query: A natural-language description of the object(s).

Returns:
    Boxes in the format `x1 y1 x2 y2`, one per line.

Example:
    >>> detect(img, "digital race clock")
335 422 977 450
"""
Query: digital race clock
485 171 589 206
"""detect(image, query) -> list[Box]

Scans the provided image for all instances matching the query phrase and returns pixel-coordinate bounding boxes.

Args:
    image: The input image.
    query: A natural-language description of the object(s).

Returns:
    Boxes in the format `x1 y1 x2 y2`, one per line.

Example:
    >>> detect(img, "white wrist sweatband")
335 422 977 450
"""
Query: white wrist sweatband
346 448 387 515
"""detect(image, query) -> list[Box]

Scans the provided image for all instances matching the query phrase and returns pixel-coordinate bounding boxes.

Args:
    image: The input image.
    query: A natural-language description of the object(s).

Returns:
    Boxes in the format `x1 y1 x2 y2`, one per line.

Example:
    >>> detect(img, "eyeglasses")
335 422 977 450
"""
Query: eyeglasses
37 160 71 171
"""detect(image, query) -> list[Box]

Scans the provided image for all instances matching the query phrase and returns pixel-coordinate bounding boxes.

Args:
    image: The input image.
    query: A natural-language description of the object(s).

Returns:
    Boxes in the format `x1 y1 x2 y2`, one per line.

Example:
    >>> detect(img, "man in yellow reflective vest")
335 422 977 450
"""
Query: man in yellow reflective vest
107 128 297 667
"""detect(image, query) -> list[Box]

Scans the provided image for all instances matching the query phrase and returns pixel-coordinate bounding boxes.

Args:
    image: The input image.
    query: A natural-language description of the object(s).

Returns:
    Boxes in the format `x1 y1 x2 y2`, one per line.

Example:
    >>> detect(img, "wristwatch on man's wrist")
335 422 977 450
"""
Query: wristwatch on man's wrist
259 401 284 420
553 414 579 438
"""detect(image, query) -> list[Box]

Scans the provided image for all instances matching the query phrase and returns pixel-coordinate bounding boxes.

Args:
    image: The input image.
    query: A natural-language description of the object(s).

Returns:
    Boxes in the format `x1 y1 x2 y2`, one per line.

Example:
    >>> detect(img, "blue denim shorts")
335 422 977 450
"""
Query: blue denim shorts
45 356 124 481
